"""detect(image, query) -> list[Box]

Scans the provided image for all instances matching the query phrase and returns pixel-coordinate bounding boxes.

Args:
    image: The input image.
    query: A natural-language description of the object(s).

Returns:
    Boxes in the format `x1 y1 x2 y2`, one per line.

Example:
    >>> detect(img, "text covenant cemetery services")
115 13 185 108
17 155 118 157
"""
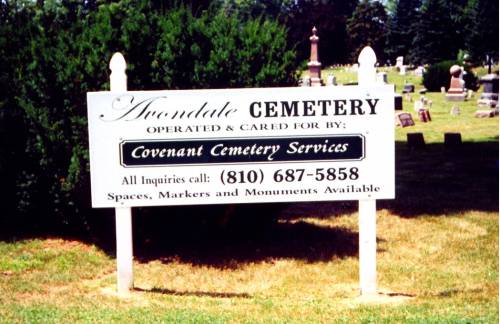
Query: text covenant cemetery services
87 86 395 207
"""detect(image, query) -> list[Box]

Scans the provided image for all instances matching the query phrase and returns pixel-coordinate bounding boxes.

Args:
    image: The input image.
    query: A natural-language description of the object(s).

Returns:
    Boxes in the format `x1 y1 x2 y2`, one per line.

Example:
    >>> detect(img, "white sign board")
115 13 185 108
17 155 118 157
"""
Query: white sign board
87 86 394 207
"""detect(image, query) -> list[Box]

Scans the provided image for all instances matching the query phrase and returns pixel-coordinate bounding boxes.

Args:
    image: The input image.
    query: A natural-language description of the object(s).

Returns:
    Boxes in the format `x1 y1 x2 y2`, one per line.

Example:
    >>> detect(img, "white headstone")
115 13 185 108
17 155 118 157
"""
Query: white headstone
414 66 425 77
396 56 404 68
467 89 473 99
376 72 388 84
326 74 337 86
414 100 424 112
450 105 460 115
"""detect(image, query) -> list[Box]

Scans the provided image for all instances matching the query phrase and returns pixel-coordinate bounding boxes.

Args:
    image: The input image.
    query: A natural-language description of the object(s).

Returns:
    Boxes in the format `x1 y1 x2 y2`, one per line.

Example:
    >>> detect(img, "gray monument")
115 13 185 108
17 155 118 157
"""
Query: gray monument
307 27 323 87
477 73 499 108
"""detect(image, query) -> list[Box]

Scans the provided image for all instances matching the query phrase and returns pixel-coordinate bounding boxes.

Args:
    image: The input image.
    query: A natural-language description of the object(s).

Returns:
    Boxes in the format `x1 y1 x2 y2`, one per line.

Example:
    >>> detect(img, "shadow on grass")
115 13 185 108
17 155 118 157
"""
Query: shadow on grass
381 141 498 216
0 140 497 268
281 140 499 219
128 205 359 268
134 287 251 298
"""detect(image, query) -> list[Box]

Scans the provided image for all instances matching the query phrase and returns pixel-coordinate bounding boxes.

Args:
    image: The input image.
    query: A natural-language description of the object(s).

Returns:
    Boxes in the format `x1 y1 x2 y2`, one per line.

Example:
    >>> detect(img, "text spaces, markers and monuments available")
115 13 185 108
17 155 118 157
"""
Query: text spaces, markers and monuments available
87 86 395 207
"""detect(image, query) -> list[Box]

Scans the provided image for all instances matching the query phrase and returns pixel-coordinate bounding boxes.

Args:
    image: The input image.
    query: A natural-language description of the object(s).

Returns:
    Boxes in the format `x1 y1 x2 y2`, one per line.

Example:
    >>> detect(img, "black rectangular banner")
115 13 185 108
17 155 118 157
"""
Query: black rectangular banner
120 135 364 167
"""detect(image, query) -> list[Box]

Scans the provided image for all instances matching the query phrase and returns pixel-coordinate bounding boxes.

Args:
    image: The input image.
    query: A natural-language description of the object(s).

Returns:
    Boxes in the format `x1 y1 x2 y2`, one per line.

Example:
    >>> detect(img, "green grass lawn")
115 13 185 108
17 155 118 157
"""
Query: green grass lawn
0 68 498 323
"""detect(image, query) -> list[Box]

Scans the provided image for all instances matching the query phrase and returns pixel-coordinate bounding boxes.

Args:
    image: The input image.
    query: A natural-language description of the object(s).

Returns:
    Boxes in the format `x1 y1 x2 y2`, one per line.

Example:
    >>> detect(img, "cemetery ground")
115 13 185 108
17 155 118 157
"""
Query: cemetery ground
0 69 498 323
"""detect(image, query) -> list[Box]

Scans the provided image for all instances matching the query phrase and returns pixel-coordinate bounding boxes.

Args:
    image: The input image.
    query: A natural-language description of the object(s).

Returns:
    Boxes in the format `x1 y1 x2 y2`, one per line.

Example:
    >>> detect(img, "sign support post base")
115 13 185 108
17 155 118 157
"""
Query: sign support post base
358 199 377 296
116 207 133 295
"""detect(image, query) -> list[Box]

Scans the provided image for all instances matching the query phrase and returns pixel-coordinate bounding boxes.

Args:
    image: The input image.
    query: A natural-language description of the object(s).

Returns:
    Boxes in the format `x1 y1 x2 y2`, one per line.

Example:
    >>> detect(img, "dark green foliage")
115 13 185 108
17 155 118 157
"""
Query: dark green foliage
152 7 295 89
464 0 499 64
0 3 25 219
423 60 478 91
219 0 290 18
0 0 296 230
462 68 479 92
386 0 499 66
284 0 358 64
219 0 358 65
385 0 421 64
423 61 455 91
346 0 388 62
409 0 462 64
223 0 495 66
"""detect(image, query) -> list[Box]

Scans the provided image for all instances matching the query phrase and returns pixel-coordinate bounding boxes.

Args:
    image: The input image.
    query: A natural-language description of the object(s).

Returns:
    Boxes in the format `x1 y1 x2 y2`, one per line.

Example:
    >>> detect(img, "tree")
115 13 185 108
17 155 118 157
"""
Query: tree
0 1 35 224
347 0 388 62
385 0 421 64
464 0 499 64
384 0 398 15
219 0 292 18
409 0 459 64
219 0 358 64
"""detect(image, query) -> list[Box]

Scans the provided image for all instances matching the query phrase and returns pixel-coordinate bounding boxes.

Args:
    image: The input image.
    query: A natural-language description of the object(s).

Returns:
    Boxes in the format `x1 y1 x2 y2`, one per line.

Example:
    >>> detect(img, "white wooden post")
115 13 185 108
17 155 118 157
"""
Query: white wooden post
357 47 378 296
109 53 134 295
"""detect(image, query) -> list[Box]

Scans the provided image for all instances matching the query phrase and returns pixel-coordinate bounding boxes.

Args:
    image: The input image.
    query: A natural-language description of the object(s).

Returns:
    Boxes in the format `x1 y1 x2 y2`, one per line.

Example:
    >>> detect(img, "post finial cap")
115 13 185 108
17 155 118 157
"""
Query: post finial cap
110 52 126 72
358 46 376 66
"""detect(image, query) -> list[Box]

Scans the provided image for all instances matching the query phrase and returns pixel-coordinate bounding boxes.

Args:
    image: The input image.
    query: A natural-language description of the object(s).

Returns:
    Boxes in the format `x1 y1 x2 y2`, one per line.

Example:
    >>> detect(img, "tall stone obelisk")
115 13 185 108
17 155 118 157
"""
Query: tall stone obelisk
308 27 323 87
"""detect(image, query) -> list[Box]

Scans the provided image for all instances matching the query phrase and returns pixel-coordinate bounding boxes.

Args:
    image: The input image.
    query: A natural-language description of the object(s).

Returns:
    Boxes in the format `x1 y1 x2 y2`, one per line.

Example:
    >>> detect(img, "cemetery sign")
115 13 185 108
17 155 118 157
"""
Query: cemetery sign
87 85 395 207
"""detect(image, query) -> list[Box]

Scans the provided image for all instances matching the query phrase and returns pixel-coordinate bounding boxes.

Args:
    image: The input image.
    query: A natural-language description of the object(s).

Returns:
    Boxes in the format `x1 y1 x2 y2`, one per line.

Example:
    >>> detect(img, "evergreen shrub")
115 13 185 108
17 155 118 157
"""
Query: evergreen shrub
423 60 478 92
0 1 297 230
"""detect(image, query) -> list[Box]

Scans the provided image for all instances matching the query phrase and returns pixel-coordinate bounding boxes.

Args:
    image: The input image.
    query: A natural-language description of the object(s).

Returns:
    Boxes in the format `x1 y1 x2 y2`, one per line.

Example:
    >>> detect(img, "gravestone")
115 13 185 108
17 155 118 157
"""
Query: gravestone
376 72 388 84
446 65 466 101
413 96 431 122
395 112 415 127
418 109 431 122
413 97 424 111
414 96 431 111
450 105 460 115
407 132 425 148
301 76 311 87
444 133 462 146
399 65 406 75
396 56 404 69
467 89 474 99
475 109 497 118
414 66 425 77
477 73 499 108
403 83 415 93
307 27 323 87
326 74 337 86
394 94 403 110
485 54 493 74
